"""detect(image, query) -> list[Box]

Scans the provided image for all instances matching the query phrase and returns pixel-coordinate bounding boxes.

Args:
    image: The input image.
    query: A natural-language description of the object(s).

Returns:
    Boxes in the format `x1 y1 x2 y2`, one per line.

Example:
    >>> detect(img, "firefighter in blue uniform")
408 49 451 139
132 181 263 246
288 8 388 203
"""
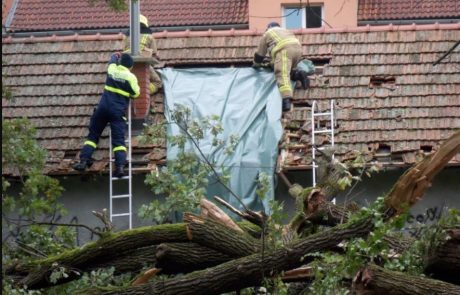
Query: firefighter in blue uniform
73 53 140 178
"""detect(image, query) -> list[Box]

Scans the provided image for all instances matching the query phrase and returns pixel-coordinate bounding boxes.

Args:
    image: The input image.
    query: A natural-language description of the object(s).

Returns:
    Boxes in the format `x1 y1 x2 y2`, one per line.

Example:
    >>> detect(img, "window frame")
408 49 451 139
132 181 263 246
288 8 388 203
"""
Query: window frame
281 4 324 29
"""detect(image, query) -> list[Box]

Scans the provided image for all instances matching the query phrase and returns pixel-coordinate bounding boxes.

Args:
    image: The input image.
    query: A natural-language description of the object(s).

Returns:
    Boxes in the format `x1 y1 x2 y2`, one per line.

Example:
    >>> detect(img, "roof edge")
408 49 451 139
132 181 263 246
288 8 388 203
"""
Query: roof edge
2 23 459 43
2 32 125 43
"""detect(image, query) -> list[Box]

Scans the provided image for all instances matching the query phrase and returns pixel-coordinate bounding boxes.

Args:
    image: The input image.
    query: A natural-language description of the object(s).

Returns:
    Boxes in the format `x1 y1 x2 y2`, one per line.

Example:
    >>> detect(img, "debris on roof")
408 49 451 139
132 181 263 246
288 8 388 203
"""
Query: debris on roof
2 24 460 176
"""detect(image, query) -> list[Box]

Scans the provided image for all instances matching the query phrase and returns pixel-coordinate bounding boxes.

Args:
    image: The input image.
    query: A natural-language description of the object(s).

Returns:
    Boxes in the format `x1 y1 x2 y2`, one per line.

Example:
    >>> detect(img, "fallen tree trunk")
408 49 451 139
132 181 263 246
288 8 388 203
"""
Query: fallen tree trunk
155 242 233 274
184 213 260 257
11 223 188 289
89 245 157 275
424 227 460 285
385 131 460 215
100 217 374 295
352 263 460 295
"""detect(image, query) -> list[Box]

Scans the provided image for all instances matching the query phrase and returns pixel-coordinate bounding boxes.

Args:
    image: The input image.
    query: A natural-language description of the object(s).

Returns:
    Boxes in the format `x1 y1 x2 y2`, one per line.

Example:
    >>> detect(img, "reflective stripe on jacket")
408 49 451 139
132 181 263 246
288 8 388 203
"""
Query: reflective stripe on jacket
104 56 140 99
256 27 301 60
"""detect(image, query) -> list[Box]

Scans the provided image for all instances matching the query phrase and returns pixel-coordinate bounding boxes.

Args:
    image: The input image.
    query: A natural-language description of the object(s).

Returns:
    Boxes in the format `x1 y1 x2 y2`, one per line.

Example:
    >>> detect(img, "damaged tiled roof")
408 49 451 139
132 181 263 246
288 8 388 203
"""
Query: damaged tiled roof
6 0 248 32
358 0 460 21
2 23 460 176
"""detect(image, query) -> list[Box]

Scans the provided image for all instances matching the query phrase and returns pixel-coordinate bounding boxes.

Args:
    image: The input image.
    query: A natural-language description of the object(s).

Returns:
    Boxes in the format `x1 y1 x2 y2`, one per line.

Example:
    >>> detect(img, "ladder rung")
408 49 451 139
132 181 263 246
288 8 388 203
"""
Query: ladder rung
313 112 332 116
112 213 131 217
110 159 131 162
111 194 131 199
313 129 333 134
112 176 131 180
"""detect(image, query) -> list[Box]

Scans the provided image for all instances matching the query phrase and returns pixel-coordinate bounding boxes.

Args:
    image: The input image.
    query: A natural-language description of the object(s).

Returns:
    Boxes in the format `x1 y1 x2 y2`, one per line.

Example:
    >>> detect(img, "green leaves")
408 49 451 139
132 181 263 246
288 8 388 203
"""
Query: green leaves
139 104 241 223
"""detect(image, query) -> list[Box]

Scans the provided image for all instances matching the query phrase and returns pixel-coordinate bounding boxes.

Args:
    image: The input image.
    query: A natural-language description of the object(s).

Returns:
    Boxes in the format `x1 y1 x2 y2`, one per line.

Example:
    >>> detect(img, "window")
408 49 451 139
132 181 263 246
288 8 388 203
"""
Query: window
283 5 323 29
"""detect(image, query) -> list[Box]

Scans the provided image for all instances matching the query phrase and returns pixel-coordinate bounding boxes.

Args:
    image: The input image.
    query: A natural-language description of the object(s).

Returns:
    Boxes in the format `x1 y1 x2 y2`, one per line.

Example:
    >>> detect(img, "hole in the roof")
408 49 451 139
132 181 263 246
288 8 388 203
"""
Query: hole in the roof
310 58 330 75
376 144 391 155
369 76 396 88
421 145 432 153
64 150 78 159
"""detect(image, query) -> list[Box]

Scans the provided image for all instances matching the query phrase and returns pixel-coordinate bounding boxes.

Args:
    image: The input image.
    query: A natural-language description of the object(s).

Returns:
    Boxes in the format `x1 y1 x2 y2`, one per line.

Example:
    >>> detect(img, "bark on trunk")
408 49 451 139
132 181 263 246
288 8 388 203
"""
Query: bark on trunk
352 263 460 295
385 131 460 215
100 217 374 295
424 228 460 285
14 223 188 289
155 242 233 274
184 213 260 257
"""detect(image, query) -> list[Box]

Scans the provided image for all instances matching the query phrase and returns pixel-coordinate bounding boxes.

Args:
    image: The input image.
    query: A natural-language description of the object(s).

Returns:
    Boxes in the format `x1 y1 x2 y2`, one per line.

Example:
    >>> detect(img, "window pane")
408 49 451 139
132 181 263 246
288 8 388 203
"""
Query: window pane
284 8 302 29
306 6 322 28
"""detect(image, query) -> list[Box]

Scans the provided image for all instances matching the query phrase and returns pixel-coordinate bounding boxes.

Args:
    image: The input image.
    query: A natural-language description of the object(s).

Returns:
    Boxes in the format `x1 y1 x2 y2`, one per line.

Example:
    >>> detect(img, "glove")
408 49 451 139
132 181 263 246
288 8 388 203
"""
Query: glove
282 97 292 112
114 51 122 59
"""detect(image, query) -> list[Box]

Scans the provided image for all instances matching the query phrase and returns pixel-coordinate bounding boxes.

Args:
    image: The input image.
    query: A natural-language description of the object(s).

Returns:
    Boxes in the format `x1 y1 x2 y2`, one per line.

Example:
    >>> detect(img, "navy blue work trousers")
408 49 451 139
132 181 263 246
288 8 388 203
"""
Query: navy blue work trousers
79 95 128 167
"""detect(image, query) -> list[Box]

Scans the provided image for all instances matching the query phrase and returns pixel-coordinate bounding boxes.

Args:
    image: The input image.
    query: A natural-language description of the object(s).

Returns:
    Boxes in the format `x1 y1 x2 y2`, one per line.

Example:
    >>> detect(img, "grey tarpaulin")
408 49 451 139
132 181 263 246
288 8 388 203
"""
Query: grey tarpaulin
159 67 283 213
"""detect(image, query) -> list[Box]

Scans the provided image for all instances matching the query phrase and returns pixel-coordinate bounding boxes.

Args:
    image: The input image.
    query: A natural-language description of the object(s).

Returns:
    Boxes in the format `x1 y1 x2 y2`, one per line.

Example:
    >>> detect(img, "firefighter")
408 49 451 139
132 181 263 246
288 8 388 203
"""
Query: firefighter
123 14 162 95
73 53 140 178
253 22 309 112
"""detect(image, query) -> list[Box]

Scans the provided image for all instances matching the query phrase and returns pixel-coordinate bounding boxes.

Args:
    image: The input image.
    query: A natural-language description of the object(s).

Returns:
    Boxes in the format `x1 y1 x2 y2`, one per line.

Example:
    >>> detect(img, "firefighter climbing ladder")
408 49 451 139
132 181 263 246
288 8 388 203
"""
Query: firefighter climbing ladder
311 100 335 187
109 102 133 229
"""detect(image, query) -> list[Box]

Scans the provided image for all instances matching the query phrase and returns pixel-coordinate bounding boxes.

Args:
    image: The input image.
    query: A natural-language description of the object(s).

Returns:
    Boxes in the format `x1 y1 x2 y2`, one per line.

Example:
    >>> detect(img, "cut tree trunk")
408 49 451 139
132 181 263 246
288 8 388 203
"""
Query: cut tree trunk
352 263 460 295
424 227 460 285
99 217 374 295
155 242 233 274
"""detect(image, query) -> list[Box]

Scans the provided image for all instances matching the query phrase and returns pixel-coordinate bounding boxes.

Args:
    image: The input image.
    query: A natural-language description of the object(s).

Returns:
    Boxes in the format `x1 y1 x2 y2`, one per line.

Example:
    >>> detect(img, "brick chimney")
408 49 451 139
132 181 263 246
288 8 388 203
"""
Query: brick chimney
131 60 151 119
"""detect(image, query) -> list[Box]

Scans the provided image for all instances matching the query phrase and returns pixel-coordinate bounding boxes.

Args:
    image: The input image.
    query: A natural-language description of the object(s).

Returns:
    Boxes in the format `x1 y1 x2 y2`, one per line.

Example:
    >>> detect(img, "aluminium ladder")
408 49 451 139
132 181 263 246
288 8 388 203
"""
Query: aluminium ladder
109 102 133 229
311 100 335 188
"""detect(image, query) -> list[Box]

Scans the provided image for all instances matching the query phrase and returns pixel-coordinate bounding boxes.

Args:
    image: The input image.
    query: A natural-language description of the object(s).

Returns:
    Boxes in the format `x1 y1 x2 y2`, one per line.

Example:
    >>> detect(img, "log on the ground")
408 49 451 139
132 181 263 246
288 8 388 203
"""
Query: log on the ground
12 223 188 289
89 245 157 275
100 217 374 295
352 263 460 295
385 131 460 215
184 213 260 257
155 242 233 274
424 227 460 285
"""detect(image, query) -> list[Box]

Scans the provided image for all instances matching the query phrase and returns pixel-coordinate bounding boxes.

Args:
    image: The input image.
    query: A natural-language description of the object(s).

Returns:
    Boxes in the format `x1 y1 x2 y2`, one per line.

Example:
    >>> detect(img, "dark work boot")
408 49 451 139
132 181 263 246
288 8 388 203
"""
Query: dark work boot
72 159 93 172
299 70 310 90
113 165 125 178
282 97 292 112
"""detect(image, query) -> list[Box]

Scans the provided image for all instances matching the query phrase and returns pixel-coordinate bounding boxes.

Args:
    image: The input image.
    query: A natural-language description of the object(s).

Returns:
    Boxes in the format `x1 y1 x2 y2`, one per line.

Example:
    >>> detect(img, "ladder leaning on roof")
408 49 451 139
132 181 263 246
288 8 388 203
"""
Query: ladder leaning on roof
109 102 133 229
311 100 335 188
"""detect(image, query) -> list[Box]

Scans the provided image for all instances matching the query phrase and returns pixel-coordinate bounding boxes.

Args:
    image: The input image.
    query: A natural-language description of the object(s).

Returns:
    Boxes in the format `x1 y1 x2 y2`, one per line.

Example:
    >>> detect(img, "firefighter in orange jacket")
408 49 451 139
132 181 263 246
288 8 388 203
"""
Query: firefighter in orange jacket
73 53 140 178
123 14 162 95
253 22 309 112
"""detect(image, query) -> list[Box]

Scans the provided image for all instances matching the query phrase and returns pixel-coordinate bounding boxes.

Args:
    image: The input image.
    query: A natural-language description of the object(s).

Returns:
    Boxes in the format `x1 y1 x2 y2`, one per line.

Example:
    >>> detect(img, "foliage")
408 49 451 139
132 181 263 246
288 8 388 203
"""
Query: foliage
316 149 381 192
45 267 132 294
88 0 128 12
307 200 460 295
138 104 240 223
385 208 460 274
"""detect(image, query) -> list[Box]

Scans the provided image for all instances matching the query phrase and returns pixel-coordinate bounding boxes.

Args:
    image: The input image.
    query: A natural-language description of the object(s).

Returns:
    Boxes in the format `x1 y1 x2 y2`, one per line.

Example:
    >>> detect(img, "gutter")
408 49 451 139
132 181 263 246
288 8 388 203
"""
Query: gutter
359 18 460 26
2 23 249 38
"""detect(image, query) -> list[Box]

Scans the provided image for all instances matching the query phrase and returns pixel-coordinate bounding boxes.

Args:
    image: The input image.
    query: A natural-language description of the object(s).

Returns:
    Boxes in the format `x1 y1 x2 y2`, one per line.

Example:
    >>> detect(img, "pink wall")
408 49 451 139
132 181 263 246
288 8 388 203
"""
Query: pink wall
249 0 358 31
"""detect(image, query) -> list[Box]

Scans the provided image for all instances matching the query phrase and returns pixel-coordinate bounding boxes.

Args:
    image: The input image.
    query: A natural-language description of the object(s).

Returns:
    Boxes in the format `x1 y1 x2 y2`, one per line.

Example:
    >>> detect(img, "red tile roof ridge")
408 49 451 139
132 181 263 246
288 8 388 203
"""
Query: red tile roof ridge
152 23 459 38
2 32 124 43
2 23 459 44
